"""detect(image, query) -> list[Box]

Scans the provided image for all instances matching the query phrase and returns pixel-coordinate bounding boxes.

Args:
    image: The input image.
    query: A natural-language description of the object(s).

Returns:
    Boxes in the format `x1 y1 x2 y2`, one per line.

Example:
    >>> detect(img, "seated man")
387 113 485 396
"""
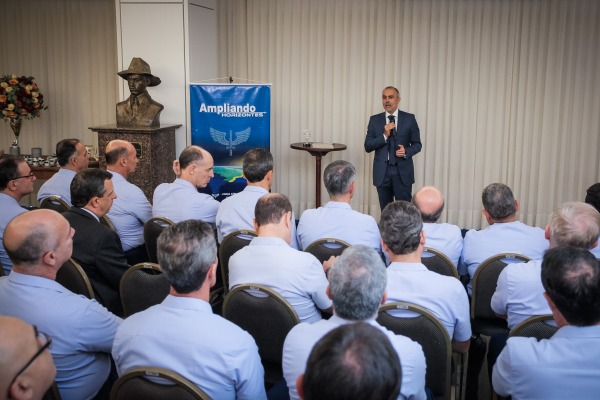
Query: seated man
461 183 548 293
297 160 381 254
153 145 219 223
584 182 600 257
63 169 129 316
0 155 35 275
112 220 266 399
379 201 471 354
412 185 462 267
229 193 333 323
37 138 90 205
0 210 122 400
216 148 300 248
492 202 600 329
493 246 600 398
0 316 56 400
298 323 402 400
105 139 152 265
283 245 426 400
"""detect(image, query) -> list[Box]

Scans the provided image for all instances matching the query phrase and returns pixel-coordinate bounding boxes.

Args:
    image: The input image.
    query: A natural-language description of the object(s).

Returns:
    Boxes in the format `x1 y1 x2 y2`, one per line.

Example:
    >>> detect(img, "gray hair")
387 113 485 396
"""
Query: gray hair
328 245 387 320
157 220 217 294
550 202 600 249
379 201 423 255
482 183 516 220
324 160 356 197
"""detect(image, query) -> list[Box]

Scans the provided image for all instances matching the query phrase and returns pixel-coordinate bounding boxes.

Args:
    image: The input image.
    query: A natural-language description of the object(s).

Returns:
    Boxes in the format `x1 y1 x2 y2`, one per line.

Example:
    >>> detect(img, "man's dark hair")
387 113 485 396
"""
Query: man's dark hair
482 183 516 220
585 183 600 213
243 148 273 183
0 155 24 191
70 169 113 207
323 160 355 197
179 146 204 169
542 246 600 326
56 139 80 167
157 220 217 294
379 201 423 255
302 322 401 400
254 193 292 227
105 144 130 166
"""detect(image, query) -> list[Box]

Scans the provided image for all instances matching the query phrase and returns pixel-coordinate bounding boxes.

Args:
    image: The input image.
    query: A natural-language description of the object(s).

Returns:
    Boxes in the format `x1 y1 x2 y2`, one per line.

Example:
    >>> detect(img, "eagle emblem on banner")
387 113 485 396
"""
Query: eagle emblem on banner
209 127 251 156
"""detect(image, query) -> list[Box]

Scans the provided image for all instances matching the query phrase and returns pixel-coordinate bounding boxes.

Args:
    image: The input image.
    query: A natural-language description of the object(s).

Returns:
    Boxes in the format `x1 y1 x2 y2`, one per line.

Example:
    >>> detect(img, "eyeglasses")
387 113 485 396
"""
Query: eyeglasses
10 326 52 386
11 172 35 180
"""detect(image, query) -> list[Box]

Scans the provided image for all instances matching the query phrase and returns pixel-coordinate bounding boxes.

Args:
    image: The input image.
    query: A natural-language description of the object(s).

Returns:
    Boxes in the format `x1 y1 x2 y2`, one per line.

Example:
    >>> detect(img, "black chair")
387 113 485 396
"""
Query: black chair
509 314 557 340
39 195 69 213
421 247 459 278
304 238 350 263
120 263 170 318
143 217 175 263
218 229 257 294
222 284 300 386
43 381 62 400
471 253 530 336
110 366 210 400
55 258 95 299
377 301 453 400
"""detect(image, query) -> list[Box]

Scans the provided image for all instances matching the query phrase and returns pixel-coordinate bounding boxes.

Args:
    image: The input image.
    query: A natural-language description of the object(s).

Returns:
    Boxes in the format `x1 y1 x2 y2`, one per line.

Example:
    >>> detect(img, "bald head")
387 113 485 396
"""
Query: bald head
412 186 444 223
0 316 56 400
105 139 138 176
4 209 73 274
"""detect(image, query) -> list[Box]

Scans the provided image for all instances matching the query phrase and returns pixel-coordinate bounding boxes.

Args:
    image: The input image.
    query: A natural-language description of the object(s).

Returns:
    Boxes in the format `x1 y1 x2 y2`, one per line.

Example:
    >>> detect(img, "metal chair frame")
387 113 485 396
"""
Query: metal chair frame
39 195 69 213
218 229 257 294
120 262 169 318
55 258 95 299
509 314 557 340
421 246 459 278
304 238 351 263
143 217 175 263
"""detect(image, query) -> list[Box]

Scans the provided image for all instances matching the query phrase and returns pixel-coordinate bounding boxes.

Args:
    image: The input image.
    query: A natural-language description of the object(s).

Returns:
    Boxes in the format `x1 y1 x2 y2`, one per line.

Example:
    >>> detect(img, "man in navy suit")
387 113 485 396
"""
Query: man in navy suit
364 86 422 210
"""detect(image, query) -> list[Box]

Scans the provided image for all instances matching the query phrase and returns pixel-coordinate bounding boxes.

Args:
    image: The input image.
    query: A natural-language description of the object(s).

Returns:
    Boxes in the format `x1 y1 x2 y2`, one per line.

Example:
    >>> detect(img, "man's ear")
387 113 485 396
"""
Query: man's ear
514 199 519 212
545 225 551 241
296 375 305 399
10 376 34 400
326 285 332 300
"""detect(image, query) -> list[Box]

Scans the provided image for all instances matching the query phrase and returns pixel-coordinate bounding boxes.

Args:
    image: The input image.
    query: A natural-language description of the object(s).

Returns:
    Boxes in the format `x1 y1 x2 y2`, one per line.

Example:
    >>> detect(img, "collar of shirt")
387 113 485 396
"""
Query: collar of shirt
243 185 269 195
385 110 399 120
173 178 197 190
161 294 212 312
0 192 20 205
129 91 151 107
57 168 77 178
80 207 100 222
552 325 600 339
388 262 428 272
323 201 352 210
250 236 289 247
107 169 126 182
328 314 379 327
9 270 66 292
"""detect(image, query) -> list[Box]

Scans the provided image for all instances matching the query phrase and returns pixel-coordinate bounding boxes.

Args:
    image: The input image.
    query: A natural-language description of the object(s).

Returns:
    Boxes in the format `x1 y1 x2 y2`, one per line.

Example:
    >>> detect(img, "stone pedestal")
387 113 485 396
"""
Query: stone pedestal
89 124 181 200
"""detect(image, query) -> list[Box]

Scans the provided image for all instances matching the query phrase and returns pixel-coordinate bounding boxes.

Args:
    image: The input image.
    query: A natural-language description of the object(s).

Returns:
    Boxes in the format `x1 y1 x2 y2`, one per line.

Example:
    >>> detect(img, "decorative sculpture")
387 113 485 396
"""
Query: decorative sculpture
116 58 164 127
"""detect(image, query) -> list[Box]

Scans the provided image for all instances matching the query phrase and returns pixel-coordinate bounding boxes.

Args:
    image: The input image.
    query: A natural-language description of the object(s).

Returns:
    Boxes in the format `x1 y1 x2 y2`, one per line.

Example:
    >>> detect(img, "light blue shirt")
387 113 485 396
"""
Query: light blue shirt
283 315 427 400
0 193 27 274
590 240 600 258
229 236 332 323
112 295 266 400
152 178 219 224
493 325 600 399
106 170 152 251
215 185 300 249
422 222 463 267
37 168 76 205
461 221 548 293
0 271 122 400
385 262 472 341
297 201 382 254
491 259 553 329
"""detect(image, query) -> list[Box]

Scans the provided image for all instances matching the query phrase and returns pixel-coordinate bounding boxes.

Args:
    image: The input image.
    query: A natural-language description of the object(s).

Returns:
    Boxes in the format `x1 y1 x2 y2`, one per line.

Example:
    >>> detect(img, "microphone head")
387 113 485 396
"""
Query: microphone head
388 115 395 122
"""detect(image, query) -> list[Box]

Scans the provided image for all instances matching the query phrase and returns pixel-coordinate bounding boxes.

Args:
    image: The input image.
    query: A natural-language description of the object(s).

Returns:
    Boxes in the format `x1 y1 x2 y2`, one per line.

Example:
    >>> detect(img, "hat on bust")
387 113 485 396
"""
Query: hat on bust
118 57 161 87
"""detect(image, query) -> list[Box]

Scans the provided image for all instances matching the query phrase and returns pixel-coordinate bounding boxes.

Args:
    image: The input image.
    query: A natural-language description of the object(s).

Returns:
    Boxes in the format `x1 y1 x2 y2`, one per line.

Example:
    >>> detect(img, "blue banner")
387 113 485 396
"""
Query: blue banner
190 84 271 201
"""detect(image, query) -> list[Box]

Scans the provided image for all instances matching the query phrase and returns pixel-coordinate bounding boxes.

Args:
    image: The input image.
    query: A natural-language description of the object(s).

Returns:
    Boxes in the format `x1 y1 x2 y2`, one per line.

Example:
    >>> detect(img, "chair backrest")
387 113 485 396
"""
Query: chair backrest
44 381 62 400
39 195 69 213
110 366 210 400
100 215 116 231
421 247 459 278
377 302 452 400
509 314 558 340
55 258 95 299
218 229 257 294
304 238 350 263
222 284 300 384
120 263 170 318
144 217 175 263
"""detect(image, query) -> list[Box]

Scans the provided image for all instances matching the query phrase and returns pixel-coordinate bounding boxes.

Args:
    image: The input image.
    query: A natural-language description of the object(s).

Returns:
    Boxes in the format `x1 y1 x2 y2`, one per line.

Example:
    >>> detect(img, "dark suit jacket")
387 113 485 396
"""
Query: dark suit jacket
62 207 129 316
364 110 422 187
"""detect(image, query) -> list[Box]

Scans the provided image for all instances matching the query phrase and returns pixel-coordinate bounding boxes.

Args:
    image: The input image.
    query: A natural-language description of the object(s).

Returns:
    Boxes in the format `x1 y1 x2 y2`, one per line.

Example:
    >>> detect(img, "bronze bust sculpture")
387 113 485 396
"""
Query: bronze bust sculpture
116 58 164 127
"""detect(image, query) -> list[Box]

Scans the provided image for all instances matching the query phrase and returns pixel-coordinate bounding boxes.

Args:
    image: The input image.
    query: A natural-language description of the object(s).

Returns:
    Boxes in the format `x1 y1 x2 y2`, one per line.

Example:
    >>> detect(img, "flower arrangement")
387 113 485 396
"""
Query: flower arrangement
0 75 47 122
